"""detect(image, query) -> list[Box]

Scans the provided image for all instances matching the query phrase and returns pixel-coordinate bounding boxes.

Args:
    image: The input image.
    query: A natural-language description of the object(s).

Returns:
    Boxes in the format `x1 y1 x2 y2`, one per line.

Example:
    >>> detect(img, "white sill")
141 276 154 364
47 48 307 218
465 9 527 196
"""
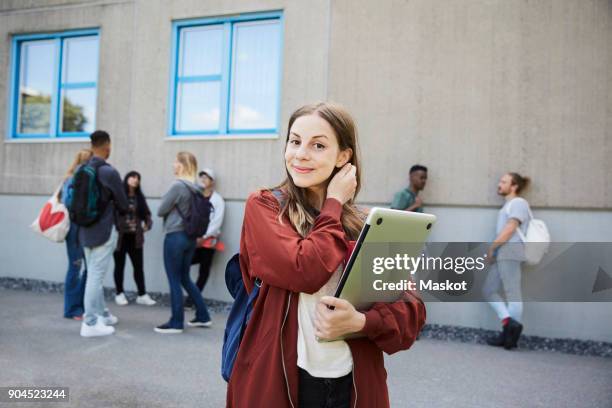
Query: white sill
165 133 279 141
4 137 90 144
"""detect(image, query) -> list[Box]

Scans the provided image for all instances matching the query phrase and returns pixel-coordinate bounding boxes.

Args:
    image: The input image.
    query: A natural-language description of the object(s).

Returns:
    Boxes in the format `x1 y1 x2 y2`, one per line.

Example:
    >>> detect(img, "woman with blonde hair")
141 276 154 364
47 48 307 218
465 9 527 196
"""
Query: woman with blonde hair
227 103 425 407
155 152 212 333
60 148 93 320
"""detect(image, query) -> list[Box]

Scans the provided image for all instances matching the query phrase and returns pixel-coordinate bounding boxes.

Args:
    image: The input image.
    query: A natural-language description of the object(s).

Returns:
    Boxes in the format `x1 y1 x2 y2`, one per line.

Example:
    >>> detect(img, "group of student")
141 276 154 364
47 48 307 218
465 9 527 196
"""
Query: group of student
390 164 532 350
59 131 225 337
56 101 532 407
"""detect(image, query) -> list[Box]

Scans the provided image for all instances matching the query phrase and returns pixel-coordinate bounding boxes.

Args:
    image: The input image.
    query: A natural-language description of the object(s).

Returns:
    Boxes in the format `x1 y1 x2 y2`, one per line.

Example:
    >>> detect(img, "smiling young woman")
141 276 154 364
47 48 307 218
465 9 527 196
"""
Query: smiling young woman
226 102 425 408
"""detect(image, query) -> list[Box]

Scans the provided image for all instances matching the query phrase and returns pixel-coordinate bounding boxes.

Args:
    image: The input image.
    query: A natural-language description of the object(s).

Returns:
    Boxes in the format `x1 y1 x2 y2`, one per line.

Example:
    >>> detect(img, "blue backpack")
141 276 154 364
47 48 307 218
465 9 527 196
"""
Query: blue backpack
221 189 284 382
221 254 261 382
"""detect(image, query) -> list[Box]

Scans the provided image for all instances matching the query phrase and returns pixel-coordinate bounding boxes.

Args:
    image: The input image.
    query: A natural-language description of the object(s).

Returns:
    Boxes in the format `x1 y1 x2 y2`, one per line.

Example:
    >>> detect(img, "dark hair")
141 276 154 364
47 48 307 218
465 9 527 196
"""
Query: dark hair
508 172 531 194
123 171 151 220
90 130 111 147
410 164 428 174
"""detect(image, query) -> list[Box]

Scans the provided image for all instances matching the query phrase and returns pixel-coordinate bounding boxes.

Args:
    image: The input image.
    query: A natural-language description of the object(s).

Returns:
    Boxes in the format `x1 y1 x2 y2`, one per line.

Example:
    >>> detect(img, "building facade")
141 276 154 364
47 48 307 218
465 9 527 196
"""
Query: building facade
1 0 611 341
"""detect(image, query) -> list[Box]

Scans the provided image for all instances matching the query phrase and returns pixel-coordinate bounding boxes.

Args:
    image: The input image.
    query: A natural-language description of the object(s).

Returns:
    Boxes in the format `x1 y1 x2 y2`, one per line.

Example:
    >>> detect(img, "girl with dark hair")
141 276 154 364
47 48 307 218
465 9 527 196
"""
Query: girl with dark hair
226 102 425 408
113 171 156 306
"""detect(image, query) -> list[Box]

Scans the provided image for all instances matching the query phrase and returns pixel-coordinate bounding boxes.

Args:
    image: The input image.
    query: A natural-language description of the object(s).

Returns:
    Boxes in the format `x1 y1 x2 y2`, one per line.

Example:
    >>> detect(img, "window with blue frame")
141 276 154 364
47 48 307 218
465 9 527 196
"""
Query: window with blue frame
8 30 99 139
170 13 283 136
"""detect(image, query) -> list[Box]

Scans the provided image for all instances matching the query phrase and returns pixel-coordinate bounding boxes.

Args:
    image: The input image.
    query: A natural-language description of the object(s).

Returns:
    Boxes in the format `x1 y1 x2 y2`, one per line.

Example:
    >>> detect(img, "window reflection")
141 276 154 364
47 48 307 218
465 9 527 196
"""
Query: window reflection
61 88 96 133
18 40 56 134
176 82 220 131
229 21 280 131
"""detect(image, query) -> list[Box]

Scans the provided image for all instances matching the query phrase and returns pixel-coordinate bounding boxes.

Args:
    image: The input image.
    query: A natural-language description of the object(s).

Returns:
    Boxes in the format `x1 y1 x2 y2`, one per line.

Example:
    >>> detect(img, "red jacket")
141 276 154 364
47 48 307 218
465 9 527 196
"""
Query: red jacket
227 190 426 408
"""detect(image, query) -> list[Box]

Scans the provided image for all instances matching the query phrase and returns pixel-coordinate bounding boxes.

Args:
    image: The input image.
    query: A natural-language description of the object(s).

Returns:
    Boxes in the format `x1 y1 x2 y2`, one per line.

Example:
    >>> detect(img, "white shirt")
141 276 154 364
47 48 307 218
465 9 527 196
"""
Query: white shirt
297 265 353 378
204 191 225 238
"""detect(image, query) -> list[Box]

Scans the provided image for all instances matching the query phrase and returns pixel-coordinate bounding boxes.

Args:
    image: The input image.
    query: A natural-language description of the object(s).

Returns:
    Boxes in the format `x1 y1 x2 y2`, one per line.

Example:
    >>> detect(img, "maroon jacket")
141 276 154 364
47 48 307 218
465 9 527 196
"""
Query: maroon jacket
227 190 426 407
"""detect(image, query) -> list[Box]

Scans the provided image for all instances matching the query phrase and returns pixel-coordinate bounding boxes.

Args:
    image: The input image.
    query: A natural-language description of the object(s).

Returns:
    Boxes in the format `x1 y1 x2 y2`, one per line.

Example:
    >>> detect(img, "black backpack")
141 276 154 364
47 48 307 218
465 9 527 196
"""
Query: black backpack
176 181 212 239
68 160 108 227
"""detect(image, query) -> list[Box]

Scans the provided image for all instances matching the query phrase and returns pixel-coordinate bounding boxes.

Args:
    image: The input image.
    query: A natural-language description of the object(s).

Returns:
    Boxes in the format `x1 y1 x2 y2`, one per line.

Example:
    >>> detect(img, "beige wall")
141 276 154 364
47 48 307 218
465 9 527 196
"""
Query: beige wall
327 0 612 208
1 0 611 209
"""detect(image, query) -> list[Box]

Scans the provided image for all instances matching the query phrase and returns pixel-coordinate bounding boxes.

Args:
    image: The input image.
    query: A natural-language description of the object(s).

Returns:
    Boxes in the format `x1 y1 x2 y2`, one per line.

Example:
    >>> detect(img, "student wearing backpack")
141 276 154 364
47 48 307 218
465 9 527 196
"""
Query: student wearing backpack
155 152 212 334
113 171 156 307
484 172 531 350
226 103 425 408
60 148 93 320
75 131 129 337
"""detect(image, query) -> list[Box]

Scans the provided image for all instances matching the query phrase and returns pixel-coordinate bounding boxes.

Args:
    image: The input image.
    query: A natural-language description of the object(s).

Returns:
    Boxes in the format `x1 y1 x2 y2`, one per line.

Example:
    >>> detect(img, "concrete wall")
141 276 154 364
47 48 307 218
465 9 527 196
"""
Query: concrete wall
3 193 612 342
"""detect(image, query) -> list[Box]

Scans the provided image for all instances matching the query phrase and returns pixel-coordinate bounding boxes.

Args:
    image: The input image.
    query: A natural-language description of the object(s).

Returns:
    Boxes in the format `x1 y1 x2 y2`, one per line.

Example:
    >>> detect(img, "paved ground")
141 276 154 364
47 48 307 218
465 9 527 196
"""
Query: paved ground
0 288 610 408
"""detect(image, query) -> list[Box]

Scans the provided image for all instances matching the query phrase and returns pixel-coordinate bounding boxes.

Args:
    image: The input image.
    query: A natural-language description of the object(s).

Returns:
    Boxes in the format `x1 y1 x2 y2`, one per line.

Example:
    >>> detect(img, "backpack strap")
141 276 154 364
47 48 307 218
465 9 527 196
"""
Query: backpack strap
505 197 533 220
505 198 532 243
174 179 200 220
270 188 286 208
89 160 111 213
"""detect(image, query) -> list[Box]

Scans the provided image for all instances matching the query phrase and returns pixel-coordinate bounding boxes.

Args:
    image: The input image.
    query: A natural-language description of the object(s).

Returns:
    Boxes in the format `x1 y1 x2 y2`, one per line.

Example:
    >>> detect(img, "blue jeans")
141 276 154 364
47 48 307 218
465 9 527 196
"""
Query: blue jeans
83 231 117 326
163 231 210 329
64 225 87 318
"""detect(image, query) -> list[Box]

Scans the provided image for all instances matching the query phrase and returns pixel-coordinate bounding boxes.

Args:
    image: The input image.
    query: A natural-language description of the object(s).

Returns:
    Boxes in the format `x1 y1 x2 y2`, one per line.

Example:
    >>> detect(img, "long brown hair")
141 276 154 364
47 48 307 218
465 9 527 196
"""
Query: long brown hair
271 102 364 240
65 149 93 179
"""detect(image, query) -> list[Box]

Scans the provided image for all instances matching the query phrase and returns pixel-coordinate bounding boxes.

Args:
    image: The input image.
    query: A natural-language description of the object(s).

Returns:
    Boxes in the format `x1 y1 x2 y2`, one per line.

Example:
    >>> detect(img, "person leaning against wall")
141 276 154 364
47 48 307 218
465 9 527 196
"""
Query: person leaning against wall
484 172 532 350
226 102 426 408
185 168 225 309
390 164 428 213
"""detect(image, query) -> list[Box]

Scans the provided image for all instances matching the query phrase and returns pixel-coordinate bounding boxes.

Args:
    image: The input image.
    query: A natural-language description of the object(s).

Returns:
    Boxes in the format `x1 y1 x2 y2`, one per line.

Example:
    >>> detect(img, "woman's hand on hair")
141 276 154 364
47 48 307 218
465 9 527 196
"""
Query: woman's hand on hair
314 296 366 340
327 163 357 205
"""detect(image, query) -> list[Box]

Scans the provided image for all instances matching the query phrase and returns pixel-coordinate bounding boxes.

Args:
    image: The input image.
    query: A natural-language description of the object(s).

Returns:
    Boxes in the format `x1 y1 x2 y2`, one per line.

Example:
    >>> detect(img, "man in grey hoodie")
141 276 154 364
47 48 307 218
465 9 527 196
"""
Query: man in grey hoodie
79 130 129 337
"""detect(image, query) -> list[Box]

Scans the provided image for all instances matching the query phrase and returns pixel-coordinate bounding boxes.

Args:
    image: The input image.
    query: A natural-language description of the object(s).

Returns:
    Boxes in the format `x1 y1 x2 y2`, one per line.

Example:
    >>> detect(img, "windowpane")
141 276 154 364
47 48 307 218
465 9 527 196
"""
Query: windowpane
180 25 223 77
176 81 220 131
229 20 280 131
62 36 99 84
61 88 96 133
18 40 56 134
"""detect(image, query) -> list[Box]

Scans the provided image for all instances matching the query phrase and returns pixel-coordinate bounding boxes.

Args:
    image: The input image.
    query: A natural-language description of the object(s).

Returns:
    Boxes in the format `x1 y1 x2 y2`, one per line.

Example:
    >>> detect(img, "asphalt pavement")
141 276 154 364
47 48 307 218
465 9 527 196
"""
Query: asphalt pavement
0 289 610 408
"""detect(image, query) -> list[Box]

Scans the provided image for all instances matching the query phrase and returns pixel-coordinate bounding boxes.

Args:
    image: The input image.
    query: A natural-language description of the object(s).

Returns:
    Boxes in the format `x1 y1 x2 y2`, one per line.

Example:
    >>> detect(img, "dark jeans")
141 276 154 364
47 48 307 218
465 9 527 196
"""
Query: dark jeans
113 233 146 296
64 225 87 318
163 231 211 329
185 247 216 305
298 368 353 408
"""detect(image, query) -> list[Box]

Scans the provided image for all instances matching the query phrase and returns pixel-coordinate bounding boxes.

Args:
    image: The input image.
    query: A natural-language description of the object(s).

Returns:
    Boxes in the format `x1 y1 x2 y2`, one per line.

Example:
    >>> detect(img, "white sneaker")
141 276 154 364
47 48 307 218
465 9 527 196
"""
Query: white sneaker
136 293 156 306
80 319 115 337
115 293 128 306
99 313 118 326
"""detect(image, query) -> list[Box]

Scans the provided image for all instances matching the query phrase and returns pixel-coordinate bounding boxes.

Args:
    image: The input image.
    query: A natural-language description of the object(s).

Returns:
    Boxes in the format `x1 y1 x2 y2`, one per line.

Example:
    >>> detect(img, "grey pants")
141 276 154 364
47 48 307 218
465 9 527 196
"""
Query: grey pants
483 259 523 322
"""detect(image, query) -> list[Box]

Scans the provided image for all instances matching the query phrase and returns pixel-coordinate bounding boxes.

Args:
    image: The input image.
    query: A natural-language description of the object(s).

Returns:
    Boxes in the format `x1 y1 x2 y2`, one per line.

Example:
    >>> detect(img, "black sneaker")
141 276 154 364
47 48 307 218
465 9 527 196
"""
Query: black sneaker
486 328 507 347
504 318 523 350
187 318 212 328
154 324 183 334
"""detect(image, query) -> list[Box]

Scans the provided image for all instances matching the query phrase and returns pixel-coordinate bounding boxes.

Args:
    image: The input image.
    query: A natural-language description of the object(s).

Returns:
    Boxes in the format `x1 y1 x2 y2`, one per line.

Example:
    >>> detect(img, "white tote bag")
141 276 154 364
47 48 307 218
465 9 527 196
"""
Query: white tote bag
508 200 551 265
30 185 71 243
